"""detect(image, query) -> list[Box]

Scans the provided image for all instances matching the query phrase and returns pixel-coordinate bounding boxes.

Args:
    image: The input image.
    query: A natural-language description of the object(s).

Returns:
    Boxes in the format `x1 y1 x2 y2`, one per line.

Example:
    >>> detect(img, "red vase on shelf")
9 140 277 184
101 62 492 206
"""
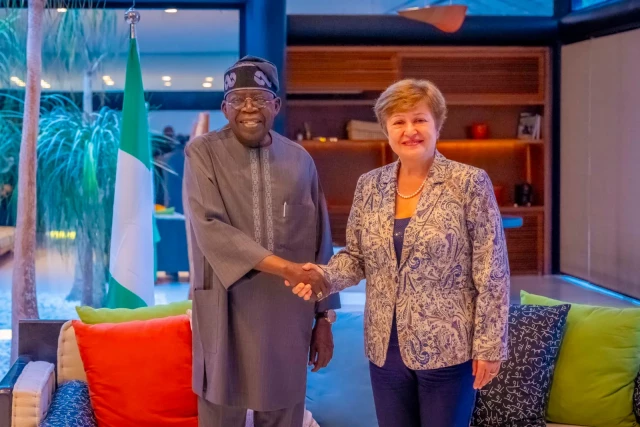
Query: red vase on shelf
470 123 489 139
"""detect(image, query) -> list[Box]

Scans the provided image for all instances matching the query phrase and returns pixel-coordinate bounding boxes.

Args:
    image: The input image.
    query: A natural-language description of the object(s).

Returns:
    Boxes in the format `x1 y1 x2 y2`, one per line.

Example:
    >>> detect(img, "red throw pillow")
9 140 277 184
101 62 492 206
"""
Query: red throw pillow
72 315 197 427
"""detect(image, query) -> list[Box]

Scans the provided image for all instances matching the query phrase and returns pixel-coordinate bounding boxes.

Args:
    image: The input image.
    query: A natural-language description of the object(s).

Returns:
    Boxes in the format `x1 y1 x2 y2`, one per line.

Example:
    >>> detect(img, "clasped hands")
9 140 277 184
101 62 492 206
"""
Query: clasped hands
284 263 327 302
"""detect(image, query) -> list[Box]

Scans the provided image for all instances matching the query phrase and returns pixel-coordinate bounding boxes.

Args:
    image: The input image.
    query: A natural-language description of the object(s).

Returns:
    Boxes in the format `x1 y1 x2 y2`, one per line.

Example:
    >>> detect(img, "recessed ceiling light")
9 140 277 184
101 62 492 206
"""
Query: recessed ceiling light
10 76 19 82
40 80 51 89
16 81 26 87
102 75 111 81
105 81 115 86
164 8 177 13
164 82 172 87
162 76 171 81
202 82 212 88
56 8 67 13
205 77 214 82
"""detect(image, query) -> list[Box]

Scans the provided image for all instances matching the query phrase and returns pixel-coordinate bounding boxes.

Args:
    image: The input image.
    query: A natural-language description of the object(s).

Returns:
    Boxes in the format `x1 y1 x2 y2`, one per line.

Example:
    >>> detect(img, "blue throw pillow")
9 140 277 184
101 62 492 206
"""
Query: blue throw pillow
472 304 570 427
39 380 96 427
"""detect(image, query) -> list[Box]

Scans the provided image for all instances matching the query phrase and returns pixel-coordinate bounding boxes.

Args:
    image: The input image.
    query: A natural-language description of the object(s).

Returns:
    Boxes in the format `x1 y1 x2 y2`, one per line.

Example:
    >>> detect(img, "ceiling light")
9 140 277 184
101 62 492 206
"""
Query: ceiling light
10 76 19 82
102 75 111 81
41 80 51 89
162 76 171 82
164 8 177 13
164 82 172 87
105 81 115 86
16 81 26 87
205 77 214 82
56 8 67 13
202 82 212 88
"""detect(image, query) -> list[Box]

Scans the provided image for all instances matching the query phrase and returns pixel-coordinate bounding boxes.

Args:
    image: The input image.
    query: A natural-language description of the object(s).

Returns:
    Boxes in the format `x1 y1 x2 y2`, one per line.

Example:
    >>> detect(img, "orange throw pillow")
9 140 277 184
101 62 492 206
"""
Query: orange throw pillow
72 315 197 427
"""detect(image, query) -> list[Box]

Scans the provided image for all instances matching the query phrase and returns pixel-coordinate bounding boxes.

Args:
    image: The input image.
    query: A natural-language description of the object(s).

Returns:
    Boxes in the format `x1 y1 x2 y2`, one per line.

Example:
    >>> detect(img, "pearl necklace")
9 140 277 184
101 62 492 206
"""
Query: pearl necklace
396 176 428 199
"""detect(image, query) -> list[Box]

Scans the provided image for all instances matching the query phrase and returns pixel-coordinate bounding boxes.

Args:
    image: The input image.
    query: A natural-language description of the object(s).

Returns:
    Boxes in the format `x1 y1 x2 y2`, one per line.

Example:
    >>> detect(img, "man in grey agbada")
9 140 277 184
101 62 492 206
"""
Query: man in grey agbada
184 55 340 427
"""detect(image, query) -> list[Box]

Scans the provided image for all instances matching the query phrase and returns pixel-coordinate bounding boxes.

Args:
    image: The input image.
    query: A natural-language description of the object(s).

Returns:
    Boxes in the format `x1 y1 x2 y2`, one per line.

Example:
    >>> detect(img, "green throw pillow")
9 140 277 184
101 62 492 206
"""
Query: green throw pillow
520 290 640 427
76 300 192 324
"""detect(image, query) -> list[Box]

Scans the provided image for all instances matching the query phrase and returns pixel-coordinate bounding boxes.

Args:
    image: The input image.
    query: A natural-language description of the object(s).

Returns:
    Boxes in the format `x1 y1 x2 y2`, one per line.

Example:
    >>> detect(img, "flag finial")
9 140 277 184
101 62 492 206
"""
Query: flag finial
125 8 140 39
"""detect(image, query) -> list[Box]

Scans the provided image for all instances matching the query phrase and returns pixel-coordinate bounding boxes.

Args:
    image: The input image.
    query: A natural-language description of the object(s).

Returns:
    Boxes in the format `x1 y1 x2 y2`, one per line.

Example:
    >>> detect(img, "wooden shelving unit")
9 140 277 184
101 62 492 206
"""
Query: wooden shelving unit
286 46 552 275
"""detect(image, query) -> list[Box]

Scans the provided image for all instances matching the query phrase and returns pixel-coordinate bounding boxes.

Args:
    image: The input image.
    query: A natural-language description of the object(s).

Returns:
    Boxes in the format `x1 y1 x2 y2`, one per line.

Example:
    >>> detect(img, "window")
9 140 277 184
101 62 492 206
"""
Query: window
286 0 554 17
0 8 239 92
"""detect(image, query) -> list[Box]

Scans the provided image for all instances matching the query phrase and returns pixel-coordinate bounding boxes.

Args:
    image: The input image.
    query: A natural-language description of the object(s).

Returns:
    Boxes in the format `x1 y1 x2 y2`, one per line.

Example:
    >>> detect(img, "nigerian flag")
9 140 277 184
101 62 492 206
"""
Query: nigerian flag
105 33 155 309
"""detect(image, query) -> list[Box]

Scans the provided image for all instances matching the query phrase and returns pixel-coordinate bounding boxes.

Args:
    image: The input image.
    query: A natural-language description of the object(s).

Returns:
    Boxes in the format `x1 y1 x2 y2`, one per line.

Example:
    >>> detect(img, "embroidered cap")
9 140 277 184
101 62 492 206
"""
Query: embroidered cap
223 55 279 97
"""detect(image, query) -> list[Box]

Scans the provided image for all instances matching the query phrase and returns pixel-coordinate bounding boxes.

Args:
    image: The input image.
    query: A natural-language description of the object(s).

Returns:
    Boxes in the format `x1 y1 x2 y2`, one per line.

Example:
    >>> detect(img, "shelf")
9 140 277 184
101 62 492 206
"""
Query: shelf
287 98 547 107
500 206 545 213
439 139 543 146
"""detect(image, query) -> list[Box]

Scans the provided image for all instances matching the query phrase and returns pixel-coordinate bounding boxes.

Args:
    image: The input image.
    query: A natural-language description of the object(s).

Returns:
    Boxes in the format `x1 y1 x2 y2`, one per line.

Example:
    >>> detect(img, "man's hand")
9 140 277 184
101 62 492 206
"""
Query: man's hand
309 318 334 372
290 264 326 301
283 263 327 301
472 359 502 389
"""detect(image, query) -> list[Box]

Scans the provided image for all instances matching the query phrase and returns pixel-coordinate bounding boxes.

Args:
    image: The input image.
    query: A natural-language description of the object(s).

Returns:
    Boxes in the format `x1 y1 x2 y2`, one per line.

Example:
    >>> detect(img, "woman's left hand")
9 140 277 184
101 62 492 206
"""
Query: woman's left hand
472 359 501 389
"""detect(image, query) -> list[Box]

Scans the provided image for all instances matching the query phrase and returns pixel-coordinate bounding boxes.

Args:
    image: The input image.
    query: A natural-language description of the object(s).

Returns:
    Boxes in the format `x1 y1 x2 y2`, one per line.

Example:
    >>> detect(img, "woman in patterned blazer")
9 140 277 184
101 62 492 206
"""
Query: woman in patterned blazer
291 79 510 427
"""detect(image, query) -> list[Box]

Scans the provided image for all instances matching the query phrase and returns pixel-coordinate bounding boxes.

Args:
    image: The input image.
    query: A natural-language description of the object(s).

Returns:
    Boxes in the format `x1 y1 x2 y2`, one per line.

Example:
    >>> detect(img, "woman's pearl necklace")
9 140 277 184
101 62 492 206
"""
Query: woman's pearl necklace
396 176 428 199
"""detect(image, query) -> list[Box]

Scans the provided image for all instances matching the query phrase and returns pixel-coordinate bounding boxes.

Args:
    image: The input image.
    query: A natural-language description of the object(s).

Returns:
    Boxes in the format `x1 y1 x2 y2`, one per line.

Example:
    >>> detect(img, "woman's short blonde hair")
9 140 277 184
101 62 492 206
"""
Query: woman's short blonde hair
374 79 447 135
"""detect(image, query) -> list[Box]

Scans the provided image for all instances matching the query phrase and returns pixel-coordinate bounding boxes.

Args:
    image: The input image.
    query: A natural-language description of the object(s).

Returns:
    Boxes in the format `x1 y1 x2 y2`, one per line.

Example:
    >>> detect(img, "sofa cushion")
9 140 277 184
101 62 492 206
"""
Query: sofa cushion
57 320 87 385
11 361 55 427
75 299 192 324
72 315 197 427
39 380 97 427
521 291 640 427
472 304 570 427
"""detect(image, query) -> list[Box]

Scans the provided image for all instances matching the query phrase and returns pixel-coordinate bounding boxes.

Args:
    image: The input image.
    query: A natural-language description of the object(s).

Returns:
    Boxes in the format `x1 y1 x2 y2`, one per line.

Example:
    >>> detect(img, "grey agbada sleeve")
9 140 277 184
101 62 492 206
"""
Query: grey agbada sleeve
184 143 272 290
311 165 341 313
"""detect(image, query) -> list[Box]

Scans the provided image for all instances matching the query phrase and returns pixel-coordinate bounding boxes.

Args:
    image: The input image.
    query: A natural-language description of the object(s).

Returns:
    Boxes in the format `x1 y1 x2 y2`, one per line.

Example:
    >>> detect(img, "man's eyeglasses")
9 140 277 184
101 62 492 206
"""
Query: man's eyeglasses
225 96 275 110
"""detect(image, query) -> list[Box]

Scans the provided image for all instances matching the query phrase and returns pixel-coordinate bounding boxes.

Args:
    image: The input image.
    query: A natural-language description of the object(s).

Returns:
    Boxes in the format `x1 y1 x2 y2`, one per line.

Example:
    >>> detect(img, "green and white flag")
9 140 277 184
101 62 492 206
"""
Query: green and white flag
106 34 155 309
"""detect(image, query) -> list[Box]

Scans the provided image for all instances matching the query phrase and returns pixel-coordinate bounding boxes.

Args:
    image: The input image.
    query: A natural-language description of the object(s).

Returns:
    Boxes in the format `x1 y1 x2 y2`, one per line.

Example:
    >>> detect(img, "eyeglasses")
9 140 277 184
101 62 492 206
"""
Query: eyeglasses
225 96 276 110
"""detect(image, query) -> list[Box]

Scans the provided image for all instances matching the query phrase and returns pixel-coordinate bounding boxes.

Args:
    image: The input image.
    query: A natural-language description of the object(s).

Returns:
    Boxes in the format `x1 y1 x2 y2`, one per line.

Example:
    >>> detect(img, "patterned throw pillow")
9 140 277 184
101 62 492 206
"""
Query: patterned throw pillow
472 304 570 427
40 380 97 427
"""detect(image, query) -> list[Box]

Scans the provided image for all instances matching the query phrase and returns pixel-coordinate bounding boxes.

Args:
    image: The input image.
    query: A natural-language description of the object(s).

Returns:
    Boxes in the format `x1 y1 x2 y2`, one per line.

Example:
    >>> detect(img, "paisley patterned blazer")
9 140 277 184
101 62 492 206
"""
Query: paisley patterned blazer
323 151 510 370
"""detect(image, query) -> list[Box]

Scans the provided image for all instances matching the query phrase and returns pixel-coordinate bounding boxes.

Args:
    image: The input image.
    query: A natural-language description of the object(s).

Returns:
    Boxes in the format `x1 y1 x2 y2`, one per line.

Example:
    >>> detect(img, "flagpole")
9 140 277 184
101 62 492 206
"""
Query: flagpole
106 6 156 308
125 8 140 39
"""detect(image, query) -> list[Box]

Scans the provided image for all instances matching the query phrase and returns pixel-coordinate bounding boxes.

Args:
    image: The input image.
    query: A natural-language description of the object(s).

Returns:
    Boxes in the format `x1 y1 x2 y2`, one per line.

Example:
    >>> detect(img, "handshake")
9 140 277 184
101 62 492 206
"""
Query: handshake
283 263 328 302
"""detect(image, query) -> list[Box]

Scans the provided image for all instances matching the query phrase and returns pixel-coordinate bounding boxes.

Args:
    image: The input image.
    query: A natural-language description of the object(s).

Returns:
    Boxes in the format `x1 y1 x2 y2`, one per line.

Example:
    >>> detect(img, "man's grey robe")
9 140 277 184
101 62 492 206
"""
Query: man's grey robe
184 126 340 411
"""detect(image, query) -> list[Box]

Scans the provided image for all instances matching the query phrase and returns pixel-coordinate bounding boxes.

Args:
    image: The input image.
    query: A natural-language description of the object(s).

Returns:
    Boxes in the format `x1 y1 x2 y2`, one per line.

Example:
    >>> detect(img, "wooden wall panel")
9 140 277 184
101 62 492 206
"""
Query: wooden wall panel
504 210 544 275
287 48 397 93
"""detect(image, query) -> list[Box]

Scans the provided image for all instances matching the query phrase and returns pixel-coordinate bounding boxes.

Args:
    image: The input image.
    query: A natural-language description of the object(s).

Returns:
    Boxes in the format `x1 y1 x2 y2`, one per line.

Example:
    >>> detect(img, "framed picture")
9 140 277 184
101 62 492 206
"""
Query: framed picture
517 113 541 140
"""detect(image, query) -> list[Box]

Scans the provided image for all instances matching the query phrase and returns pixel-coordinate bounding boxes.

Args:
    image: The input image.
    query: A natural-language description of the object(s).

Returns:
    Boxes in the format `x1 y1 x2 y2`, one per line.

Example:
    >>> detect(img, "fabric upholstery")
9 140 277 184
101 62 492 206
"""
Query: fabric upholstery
11 361 55 427
72 315 197 427
56 321 87 385
75 300 192 324
39 381 97 427
521 291 640 427
472 304 570 427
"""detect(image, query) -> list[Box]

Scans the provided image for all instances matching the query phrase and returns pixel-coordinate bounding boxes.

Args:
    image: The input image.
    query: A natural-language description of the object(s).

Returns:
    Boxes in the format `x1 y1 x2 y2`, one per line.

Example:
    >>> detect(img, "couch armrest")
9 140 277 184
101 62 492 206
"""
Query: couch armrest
0 357 31 427
11 361 56 427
